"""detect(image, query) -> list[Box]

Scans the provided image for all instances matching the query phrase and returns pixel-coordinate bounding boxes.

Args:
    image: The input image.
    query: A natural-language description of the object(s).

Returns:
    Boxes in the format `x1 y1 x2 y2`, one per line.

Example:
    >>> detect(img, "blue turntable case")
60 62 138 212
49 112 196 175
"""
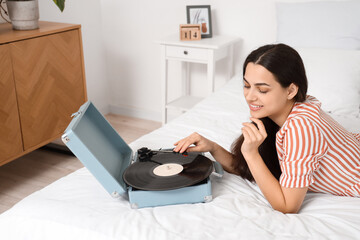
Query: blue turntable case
61 101 223 208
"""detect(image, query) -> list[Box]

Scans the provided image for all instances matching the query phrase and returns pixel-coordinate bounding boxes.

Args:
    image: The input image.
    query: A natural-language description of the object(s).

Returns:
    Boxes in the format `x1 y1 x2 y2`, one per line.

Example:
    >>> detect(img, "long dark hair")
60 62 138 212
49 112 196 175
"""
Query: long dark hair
231 43 308 182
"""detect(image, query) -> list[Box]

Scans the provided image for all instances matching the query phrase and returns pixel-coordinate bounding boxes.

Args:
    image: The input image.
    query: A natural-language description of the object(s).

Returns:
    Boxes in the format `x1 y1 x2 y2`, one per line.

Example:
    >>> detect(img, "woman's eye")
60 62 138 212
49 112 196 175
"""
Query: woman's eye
258 89 268 94
243 84 250 89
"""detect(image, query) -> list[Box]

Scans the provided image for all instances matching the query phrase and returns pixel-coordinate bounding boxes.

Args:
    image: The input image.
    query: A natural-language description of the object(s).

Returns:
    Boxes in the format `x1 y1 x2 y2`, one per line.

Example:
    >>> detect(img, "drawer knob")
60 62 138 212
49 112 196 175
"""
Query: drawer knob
183 50 188 55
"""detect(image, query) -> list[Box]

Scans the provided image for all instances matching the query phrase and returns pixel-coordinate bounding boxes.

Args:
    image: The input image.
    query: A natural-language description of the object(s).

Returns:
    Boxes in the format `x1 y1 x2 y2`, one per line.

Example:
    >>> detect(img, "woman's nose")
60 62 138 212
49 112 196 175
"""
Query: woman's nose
245 88 257 101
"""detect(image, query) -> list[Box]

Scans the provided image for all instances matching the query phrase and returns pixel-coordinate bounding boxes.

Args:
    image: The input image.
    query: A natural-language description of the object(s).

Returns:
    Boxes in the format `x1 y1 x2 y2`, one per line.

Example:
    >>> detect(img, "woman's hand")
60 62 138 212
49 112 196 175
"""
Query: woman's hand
173 132 215 153
241 118 268 159
175 132 237 173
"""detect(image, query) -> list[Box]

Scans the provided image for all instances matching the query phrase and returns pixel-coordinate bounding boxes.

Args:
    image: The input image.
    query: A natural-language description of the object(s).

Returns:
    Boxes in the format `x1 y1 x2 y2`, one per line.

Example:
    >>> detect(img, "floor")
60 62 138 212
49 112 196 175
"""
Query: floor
0 114 161 214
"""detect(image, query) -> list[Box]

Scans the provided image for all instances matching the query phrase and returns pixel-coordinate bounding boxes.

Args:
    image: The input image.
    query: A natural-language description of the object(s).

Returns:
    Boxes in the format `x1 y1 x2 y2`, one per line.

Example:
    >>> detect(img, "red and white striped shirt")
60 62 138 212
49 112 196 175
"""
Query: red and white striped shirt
276 95 360 197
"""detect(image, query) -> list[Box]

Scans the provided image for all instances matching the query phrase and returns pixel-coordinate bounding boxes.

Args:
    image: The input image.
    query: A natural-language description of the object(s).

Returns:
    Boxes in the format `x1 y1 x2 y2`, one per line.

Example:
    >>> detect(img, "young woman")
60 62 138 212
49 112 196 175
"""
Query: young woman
173 44 360 214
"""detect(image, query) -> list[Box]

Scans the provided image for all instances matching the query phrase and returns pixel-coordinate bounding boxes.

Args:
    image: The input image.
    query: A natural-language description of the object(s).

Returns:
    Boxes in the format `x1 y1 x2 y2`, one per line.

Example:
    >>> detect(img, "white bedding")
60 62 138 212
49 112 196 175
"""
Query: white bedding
0 76 359 240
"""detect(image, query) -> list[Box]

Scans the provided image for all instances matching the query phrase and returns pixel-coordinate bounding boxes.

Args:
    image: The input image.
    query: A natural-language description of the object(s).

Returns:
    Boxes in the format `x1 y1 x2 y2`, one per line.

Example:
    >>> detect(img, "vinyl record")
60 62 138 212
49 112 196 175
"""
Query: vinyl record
123 153 213 191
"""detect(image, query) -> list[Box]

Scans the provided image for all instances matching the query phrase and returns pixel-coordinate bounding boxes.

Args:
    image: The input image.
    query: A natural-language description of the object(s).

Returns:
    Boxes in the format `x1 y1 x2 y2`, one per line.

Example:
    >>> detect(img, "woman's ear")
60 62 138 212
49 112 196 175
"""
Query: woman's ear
287 83 299 100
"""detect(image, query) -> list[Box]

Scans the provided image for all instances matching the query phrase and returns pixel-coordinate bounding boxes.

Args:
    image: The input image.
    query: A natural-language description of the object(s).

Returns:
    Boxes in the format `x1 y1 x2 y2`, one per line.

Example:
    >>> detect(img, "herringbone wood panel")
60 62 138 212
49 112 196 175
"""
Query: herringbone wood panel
0 45 23 163
10 30 86 150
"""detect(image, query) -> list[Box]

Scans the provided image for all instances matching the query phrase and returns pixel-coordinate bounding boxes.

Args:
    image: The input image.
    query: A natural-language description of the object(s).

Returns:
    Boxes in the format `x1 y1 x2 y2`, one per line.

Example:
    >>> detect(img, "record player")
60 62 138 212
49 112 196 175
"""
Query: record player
61 101 223 209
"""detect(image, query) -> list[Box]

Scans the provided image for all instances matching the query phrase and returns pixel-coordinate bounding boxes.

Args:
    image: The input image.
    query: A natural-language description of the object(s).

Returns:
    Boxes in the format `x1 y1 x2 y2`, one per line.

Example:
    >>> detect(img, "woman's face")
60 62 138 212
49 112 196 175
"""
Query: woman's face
243 62 296 126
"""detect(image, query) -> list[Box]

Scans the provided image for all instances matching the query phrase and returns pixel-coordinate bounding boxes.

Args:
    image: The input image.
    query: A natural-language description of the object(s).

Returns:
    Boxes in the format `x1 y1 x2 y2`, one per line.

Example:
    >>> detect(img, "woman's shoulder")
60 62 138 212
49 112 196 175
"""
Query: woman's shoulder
286 95 321 121
277 113 325 148
295 95 321 113
282 114 318 132
279 96 322 135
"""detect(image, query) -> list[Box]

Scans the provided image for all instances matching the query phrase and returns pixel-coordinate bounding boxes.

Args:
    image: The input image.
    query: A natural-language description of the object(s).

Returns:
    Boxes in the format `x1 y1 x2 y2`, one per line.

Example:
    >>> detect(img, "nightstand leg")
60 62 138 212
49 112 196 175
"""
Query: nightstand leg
228 44 234 80
207 50 215 94
160 46 168 125
182 62 190 96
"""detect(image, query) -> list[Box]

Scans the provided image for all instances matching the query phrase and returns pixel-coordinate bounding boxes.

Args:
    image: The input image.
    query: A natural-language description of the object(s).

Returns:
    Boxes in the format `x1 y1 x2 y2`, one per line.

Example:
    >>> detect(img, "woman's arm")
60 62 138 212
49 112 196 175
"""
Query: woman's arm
242 118 307 213
245 152 308 213
209 143 238 174
173 132 237 174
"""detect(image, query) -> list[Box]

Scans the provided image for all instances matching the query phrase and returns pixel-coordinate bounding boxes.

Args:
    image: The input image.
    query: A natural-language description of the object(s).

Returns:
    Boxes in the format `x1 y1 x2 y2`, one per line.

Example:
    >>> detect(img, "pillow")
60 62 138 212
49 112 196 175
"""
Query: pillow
276 1 360 50
296 48 360 117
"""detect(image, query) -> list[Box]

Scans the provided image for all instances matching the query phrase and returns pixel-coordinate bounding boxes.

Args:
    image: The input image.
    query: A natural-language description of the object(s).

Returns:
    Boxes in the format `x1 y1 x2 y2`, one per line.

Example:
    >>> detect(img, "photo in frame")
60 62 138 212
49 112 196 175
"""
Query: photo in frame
186 5 212 38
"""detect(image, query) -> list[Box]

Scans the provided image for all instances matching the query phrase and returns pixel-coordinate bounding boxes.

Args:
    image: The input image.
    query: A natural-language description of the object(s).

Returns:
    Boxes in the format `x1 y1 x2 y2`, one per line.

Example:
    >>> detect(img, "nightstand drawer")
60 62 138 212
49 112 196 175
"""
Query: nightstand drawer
166 46 208 61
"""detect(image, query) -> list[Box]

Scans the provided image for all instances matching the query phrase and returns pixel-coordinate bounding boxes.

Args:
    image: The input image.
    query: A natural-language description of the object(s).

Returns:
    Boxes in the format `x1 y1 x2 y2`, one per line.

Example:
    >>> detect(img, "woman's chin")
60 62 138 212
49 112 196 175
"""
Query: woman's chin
250 111 266 119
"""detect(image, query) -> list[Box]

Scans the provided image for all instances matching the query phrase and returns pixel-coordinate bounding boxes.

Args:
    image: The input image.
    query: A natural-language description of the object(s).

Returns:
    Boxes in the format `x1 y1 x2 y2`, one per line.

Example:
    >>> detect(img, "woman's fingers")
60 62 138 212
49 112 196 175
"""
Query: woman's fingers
250 118 267 138
174 140 190 153
242 127 251 141
241 118 268 155
173 132 213 153
173 139 185 152
185 146 200 152
243 122 264 140
242 119 268 141
180 140 196 153
242 124 257 141
241 123 264 157
173 132 199 153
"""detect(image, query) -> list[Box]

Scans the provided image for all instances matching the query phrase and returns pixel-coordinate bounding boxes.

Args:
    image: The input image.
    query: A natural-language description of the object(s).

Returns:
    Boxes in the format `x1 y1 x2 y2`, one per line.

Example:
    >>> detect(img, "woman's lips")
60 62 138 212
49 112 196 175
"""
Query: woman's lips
249 104 263 111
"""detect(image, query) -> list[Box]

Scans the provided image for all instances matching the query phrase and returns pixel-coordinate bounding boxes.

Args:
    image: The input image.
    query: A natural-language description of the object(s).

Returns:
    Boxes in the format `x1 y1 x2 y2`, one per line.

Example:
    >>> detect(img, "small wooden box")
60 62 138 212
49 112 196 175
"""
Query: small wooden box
179 24 201 41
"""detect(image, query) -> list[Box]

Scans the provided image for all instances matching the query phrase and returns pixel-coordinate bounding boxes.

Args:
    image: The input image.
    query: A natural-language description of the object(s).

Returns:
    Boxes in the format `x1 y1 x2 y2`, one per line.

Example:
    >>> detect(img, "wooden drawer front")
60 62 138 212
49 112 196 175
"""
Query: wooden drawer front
0 45 24 163
166 46 208 61
10 30 86 150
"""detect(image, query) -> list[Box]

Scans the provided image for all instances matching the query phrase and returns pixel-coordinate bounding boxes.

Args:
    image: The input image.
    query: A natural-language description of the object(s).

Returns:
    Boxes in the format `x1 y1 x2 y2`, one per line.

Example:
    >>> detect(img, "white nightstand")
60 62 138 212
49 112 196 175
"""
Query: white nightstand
158 35 241 125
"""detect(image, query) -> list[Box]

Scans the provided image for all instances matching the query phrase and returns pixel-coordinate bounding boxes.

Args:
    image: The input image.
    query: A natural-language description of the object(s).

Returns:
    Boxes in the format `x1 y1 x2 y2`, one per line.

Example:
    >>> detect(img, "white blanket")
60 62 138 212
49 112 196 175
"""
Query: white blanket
1 76 359 240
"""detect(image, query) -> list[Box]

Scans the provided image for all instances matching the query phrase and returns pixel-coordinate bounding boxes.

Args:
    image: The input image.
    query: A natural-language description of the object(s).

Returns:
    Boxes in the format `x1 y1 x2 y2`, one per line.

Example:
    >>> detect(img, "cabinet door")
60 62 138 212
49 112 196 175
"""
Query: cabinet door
10 30 86 150
0 45 24 163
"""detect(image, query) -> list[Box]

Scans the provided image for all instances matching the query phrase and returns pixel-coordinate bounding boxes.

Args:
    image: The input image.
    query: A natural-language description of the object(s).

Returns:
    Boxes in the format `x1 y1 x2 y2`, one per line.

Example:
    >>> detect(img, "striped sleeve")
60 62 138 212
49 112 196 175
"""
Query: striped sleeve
279 118 328 188
352 132 360 142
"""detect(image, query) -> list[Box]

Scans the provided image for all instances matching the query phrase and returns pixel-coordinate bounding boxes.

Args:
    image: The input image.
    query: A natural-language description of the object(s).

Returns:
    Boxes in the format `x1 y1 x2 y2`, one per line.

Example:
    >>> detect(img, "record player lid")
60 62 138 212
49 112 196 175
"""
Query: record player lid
63 101 132 195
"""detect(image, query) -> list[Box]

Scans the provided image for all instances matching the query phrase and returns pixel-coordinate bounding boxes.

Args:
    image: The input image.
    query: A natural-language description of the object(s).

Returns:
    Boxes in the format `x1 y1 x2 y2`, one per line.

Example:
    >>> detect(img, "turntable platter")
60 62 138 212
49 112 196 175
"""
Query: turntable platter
123 153 213 191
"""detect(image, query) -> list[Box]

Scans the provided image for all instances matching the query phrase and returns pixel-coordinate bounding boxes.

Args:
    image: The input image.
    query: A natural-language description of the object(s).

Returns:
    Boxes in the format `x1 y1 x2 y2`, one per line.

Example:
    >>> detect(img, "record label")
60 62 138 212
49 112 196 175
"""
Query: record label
153 163 184 177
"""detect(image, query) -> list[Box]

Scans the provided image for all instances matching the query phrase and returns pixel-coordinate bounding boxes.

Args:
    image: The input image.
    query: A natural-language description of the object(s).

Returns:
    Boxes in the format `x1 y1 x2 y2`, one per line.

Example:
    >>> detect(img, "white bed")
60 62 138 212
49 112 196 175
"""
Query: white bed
1 1 360 239
0 73 359 239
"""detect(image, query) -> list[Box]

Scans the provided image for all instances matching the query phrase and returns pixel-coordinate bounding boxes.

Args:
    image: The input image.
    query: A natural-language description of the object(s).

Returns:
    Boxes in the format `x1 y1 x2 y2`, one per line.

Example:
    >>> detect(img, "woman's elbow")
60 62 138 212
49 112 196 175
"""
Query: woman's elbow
274 205 301 214
280 209 300 214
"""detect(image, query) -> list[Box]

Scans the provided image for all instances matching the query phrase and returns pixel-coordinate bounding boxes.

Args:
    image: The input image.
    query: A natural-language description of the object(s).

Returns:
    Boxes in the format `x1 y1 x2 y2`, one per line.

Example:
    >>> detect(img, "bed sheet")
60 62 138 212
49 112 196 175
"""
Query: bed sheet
0 75 359 240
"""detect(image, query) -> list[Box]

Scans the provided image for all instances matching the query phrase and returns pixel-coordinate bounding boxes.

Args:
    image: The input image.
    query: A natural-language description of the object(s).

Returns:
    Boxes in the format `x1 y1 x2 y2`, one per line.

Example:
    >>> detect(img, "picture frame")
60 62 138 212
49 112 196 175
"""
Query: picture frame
186 5 212 38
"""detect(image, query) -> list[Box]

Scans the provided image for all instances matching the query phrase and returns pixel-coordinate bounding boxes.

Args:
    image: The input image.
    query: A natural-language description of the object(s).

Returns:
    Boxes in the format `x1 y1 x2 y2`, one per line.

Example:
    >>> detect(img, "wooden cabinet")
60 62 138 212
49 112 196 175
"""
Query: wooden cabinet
0 21 87 166
0 44 24 161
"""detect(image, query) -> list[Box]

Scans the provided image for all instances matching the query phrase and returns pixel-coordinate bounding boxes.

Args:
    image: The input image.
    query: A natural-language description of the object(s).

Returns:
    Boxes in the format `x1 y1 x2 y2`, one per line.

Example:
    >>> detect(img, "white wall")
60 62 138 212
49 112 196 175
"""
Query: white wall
1 0 274 120
100 0 191 120
100 0 278 121
2 0 342 121
38 0 110 113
